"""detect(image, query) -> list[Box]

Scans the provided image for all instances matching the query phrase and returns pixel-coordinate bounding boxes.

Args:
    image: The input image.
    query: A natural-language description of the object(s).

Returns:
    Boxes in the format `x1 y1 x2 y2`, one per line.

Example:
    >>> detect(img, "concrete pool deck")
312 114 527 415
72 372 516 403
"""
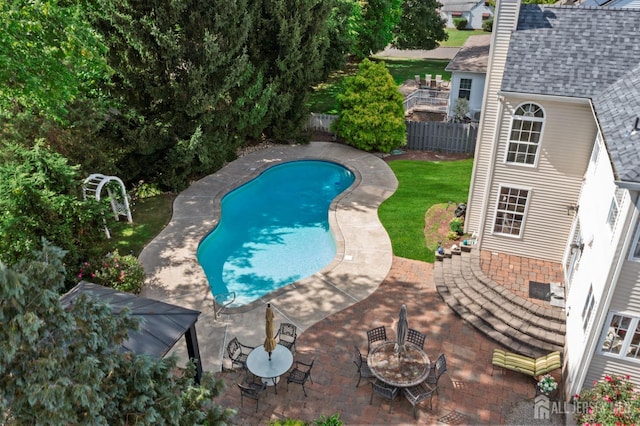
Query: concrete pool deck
138 142 398 373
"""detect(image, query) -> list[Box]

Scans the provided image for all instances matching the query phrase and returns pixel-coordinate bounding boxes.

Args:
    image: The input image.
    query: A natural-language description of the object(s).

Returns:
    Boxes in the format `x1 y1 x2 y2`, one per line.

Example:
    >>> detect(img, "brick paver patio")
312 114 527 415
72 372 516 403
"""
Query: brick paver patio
213 257 540 425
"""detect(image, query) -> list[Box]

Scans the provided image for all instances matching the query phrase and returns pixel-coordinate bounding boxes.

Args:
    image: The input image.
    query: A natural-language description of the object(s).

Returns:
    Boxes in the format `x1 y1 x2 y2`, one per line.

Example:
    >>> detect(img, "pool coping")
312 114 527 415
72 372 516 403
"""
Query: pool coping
138 142 398 372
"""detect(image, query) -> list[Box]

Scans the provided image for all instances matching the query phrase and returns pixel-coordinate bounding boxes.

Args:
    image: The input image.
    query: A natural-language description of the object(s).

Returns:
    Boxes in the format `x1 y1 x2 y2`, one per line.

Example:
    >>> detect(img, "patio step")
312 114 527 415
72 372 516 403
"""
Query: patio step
434 249 565 358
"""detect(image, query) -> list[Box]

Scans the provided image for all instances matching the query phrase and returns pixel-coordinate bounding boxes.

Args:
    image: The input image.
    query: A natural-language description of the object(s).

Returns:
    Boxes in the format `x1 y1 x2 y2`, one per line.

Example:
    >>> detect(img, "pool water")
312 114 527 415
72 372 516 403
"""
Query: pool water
197 160 355 307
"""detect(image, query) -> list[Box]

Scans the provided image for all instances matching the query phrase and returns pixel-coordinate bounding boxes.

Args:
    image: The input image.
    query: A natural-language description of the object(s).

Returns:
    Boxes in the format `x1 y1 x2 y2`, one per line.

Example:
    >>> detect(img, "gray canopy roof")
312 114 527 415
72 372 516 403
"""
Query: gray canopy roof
60 281 201 360
501 5 640 184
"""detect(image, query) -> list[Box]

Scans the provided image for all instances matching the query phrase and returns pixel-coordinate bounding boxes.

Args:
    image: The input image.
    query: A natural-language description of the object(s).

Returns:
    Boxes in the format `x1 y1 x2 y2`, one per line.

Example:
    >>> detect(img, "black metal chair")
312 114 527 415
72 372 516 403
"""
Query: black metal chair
370 379 399 413
353 344 375 387
426 353 447 394
403 381 437 419
286 358 315 397
237 374 267 412
406 328 426 350
366 326 387 353
275 322 297 353
226 337 254 370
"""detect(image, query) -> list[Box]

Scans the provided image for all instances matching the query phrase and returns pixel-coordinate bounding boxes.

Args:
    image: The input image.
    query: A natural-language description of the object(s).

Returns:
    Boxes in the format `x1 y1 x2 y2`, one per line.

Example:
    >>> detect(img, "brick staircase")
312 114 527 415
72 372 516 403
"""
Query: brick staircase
434 248 565 358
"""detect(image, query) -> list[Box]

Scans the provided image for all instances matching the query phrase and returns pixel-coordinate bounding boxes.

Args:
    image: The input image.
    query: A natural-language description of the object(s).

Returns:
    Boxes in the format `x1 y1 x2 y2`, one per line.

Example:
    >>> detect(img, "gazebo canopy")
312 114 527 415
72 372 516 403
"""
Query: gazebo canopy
60 281 203 382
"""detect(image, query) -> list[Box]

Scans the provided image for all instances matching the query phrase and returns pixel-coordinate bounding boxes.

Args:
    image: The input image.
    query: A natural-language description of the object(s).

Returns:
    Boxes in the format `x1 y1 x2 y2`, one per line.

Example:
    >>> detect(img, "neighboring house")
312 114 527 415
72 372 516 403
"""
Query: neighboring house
465 0 640 399
582 0 640 7
440 0 493 29
445 34 491 121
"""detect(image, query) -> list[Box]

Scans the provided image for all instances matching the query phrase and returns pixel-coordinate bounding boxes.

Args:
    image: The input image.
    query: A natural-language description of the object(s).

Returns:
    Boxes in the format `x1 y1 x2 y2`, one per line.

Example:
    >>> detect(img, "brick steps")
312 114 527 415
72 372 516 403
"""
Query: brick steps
435 249 565 358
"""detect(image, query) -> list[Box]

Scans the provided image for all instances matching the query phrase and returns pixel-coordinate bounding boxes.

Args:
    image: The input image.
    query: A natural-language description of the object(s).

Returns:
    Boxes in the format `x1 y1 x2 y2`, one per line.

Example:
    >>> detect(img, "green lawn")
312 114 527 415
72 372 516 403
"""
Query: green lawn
441 29 488 47
378 159 474 263
98 193 176 256
308 58 451 114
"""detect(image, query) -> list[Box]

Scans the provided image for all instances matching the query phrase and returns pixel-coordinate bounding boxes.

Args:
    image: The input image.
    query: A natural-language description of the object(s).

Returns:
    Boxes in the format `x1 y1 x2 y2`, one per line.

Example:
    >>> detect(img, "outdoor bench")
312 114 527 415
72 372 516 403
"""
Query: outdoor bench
491 349 561 379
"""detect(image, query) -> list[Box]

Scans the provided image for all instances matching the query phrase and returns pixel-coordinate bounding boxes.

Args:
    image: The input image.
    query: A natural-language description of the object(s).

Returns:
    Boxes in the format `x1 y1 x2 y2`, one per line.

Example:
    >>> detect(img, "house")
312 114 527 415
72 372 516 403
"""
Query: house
465 0 640 399
440 0 494 29
445 34 491 121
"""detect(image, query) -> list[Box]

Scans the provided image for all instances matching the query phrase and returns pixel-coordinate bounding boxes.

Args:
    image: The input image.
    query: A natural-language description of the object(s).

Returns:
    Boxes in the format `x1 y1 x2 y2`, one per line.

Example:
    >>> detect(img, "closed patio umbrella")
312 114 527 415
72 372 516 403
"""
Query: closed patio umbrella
264 303 277 360
395 304 408 354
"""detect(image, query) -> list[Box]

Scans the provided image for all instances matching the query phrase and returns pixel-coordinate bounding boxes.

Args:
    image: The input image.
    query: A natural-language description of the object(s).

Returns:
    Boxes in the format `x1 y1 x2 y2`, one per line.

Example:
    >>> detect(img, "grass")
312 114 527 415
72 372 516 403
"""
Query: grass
378 159 474 263
441 28 488 47
98 193 176 256
307 58 450 114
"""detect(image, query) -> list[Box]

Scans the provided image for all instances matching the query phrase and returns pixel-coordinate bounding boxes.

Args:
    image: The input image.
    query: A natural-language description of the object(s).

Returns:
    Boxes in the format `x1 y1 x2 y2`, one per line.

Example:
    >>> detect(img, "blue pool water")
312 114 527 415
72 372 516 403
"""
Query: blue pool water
197 160 355 307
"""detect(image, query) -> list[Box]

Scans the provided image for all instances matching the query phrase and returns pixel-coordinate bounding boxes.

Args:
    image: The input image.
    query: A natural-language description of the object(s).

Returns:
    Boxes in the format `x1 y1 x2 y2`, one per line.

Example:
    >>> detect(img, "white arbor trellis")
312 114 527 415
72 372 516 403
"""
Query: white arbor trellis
82 174 133 238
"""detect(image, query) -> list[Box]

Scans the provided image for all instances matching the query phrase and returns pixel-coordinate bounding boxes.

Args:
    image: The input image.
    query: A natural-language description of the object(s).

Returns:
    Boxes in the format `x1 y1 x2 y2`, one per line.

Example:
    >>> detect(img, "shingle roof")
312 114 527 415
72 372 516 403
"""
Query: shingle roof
440 0 484 12
501 5 640 183
446 34 492 73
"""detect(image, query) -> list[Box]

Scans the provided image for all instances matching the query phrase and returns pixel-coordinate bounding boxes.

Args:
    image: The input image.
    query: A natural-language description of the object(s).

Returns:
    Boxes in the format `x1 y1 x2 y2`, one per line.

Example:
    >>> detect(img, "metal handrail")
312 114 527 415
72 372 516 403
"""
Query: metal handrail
213 291 236 319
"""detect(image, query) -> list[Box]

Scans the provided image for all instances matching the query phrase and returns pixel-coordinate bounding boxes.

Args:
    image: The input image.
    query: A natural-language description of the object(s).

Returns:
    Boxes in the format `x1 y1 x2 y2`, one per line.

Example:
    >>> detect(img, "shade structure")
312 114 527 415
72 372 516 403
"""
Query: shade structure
264 303 277 359
395 304 409 354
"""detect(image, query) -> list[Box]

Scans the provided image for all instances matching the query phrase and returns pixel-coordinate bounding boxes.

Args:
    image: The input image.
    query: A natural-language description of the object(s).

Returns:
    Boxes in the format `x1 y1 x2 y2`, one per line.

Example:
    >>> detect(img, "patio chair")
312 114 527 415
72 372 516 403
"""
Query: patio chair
275 322 297 353
426 353 447 394
286 358 315 397
407 328 426 350
403 381 436 419
238 374 267 412
353 344 375 387
367 326 387 353
435 75 443 88
370 379 399 413
424 74 432 88
227 337 254 370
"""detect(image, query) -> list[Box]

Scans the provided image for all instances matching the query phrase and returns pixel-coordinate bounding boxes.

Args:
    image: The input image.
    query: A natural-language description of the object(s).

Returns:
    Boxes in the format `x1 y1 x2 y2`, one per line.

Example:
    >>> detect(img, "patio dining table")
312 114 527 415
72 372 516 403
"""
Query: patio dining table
246 344 293 394
367 340 431 387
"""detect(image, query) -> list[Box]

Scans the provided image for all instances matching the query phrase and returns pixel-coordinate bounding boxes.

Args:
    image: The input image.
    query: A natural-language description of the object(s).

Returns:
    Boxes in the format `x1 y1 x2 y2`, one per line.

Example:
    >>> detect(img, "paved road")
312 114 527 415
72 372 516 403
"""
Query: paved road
373 46 460 60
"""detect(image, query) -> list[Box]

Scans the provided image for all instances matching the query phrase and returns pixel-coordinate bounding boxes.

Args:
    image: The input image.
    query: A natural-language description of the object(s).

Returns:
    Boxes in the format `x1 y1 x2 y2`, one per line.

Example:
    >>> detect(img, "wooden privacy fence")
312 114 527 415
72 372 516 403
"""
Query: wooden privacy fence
306 113 477 154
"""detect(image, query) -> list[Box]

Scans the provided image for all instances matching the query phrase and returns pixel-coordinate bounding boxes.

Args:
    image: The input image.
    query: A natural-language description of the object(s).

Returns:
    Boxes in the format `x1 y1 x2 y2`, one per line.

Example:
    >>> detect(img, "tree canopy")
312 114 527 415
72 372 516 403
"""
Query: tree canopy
0 240 234 425
392 0 448 50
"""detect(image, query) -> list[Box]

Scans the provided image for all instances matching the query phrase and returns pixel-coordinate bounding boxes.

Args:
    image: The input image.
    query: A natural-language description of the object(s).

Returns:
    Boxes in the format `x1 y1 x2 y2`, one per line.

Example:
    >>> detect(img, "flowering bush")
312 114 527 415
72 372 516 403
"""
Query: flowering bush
538 374 558 394
574 374 640 425
77 250 145 294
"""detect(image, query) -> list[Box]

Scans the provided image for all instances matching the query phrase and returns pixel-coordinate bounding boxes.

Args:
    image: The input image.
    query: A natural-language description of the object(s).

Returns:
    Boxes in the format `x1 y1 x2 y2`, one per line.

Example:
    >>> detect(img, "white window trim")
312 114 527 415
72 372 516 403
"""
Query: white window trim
458 78 472 100
504 102 546 168
598 311 640 364
581 284 595 333
629 214 640 262
491 185 532 239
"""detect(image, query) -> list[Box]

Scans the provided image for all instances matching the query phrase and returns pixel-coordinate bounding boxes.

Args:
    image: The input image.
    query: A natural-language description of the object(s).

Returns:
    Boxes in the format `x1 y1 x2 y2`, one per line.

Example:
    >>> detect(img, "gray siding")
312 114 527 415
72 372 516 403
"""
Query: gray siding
479 98 595 262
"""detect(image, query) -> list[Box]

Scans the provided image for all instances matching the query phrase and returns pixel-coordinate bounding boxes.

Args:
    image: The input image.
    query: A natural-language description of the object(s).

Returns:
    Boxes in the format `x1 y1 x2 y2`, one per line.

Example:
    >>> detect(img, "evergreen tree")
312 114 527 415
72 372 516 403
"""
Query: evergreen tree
0 240 234 424
333 59 406 153
92 0 271 190
247 0 331 141
392 0 448 50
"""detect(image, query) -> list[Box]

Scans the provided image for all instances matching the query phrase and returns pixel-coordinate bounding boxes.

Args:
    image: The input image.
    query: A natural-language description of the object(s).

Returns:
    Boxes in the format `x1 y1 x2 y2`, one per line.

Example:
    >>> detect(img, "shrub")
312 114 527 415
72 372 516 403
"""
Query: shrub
574 374 640 425
78 250 145 294
447 230 460 240
332 59 406 153
482 18 493 32
449 217 464 235
453 18 468 30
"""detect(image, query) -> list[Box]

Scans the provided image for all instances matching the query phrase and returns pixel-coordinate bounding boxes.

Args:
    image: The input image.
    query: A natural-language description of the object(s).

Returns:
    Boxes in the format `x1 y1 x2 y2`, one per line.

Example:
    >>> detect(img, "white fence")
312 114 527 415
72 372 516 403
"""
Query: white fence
306 113 477 154
403 89 449 113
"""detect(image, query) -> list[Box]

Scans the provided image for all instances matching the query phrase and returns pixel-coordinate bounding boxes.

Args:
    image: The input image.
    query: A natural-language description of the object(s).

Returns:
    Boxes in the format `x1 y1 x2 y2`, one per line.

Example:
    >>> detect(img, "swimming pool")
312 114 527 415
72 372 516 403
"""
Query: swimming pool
197 160 355 307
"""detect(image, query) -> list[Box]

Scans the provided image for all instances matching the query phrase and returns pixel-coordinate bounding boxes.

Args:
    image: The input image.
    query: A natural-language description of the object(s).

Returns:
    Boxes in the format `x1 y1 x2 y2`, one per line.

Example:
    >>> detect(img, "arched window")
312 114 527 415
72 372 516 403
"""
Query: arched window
505 103 544 165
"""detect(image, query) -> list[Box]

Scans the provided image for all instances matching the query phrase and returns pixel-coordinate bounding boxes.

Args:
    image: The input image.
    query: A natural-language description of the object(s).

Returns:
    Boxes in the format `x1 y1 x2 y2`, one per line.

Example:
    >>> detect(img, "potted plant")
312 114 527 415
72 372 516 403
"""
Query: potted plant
537 374 558 396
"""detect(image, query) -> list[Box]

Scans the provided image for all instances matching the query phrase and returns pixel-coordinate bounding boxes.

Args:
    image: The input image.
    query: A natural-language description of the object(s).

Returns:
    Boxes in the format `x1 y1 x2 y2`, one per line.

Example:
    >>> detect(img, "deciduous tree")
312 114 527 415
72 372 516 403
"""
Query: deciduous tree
353 0 403 58
0 240 234 424
392 0 448 50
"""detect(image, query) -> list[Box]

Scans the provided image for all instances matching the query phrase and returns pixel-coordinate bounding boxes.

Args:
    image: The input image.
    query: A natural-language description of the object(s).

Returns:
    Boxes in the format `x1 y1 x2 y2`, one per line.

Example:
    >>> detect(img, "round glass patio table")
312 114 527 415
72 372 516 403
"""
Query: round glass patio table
367 340 431 387
246 344 293 393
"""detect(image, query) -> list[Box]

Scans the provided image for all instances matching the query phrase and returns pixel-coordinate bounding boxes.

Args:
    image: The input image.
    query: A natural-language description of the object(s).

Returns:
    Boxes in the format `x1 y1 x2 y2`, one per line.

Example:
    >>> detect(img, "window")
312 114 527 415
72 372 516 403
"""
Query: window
630 218 640 261
565 219 582 288
589 139 600 166
482 12 491 19
606 188 624 232
600 313 640 361
493 186 530 237
458 78 472 100
452 11 462 16
505 103 544 165
582 285 595 332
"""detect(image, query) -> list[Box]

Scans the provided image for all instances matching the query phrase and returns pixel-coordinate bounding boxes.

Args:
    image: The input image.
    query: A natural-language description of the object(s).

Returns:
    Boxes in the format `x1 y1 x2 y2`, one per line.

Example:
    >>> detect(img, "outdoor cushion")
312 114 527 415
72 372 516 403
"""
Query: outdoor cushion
491 349 561 378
